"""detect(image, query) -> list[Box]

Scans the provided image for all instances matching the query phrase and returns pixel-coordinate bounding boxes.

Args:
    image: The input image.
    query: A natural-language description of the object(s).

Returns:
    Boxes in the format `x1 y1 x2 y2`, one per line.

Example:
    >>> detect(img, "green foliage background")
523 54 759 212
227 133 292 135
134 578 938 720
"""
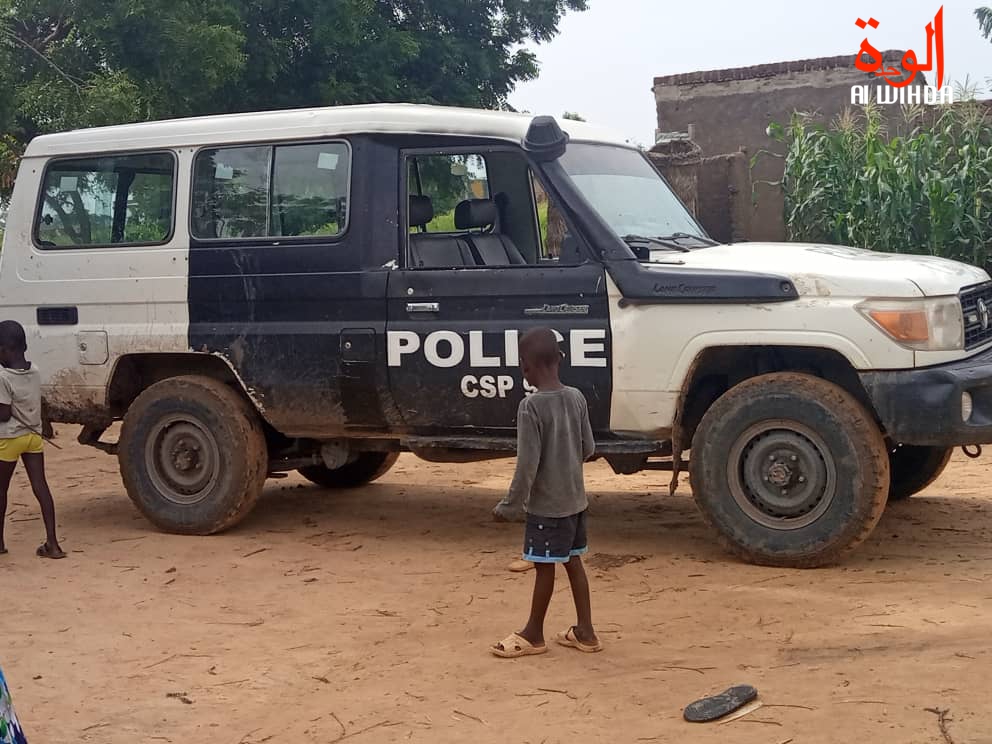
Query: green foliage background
0 0 587 203
777 101 992 268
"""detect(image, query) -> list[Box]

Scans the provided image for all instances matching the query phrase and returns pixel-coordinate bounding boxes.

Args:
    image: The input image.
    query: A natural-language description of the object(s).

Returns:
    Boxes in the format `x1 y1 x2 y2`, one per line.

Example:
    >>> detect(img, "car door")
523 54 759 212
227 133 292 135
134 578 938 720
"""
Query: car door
187 136 395 438
385 145 612 436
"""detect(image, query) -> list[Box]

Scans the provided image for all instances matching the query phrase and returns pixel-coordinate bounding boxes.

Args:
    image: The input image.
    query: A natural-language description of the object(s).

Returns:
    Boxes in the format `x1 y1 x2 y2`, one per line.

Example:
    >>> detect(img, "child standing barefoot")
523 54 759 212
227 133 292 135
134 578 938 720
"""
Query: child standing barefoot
0 321 64 559
491 327 600 658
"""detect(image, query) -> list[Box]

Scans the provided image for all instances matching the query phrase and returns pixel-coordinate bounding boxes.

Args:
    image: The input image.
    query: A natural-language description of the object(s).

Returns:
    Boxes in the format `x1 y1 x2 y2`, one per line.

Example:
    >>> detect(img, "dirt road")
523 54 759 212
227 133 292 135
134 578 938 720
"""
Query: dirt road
2 432 991 743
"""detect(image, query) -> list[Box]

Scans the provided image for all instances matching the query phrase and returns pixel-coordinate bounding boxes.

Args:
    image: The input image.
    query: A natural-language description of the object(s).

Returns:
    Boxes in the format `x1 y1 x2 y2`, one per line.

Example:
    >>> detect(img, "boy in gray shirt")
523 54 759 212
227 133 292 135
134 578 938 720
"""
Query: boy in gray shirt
491 328 601 658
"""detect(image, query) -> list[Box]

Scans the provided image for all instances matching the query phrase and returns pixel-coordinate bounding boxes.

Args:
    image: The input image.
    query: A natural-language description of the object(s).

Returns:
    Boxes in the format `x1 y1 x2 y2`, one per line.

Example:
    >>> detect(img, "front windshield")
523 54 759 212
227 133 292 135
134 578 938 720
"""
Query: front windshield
559 144 705 240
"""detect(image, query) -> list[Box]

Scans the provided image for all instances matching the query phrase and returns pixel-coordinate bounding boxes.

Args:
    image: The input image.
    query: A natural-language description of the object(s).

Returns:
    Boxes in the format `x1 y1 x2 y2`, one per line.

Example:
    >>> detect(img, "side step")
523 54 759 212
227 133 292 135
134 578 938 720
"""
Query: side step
404 435 682 473
404 435 668 456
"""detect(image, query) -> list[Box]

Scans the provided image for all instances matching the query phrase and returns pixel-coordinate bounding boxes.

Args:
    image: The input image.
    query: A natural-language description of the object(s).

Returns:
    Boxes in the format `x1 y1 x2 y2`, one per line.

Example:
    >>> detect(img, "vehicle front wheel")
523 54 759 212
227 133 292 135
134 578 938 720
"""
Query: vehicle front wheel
119 376 268 535
298 452 400 489
689 372 890 568
887 445 953 501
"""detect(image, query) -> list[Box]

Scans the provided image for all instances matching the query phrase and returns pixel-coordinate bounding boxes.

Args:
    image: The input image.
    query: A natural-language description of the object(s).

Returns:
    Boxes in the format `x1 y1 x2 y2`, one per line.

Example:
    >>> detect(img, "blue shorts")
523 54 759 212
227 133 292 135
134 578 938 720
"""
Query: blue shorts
523 510 588 563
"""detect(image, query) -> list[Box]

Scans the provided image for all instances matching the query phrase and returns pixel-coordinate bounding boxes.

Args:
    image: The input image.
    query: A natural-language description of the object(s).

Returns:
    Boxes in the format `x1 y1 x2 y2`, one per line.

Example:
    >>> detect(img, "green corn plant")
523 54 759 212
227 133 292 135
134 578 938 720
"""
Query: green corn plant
779 99 992 268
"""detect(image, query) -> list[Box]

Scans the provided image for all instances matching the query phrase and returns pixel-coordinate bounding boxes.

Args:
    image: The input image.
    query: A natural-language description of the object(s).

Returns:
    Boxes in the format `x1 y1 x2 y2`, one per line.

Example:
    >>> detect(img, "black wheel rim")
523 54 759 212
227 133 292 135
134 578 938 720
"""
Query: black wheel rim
145 414 221 506
727 420 836 530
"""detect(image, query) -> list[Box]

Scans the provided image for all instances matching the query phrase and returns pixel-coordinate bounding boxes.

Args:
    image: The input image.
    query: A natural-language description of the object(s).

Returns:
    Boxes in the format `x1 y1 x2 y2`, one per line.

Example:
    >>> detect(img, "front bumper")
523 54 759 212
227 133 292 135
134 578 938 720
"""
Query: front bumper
860 346 992 446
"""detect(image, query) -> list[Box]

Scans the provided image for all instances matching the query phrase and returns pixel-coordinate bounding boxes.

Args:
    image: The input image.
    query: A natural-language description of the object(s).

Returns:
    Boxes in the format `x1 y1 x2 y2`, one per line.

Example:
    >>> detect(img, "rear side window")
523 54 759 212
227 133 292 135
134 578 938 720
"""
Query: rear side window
191 142 350 240
36 152 175 248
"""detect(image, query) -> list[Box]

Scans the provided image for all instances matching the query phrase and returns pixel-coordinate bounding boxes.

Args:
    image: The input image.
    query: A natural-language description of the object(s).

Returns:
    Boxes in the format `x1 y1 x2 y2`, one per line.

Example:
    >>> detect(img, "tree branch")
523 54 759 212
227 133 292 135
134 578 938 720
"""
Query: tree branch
0 23 84 90
42 18 69 48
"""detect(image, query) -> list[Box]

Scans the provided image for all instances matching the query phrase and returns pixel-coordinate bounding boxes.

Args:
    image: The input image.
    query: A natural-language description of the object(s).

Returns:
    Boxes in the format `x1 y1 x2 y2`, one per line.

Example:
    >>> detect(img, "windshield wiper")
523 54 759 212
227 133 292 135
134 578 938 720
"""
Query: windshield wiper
622 234 691 253
653 232 718 247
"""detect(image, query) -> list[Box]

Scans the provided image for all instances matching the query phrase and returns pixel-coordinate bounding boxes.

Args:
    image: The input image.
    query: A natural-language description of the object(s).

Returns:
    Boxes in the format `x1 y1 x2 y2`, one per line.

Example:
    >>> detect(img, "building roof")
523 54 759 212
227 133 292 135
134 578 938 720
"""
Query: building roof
24 103 634 158
653 51 909 88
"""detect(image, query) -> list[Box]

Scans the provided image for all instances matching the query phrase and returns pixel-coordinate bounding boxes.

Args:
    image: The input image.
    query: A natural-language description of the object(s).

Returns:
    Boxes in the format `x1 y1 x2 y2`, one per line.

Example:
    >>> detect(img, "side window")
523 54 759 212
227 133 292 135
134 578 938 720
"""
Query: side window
405 148 555 269
532 174 569 262
37 152 175 247
272 144 349 237
192 146 270 239
192 142 350 240
408 154 489 232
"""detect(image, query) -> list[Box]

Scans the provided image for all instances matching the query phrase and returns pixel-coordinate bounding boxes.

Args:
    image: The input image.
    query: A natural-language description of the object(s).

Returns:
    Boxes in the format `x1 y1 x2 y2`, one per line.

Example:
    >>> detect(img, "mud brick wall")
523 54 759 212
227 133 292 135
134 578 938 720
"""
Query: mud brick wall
653 52 919 242
694 153 751 244
648 140 701 218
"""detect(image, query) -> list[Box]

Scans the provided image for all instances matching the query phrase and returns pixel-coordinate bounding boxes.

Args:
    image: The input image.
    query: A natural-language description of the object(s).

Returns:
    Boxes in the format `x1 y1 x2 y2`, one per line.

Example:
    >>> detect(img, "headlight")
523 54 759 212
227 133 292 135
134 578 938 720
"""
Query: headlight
858 297 964 351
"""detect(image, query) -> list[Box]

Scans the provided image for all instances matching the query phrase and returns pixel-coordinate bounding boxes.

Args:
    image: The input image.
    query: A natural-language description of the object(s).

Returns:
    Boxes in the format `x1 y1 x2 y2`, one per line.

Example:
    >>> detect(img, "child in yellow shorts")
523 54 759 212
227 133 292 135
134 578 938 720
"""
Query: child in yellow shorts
0 321 64 559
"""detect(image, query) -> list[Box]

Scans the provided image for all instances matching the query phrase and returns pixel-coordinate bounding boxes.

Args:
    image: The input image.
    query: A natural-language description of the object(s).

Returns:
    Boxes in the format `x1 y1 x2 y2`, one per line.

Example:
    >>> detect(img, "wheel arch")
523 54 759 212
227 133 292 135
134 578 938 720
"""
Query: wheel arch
677 343 878 450
107 352 262 418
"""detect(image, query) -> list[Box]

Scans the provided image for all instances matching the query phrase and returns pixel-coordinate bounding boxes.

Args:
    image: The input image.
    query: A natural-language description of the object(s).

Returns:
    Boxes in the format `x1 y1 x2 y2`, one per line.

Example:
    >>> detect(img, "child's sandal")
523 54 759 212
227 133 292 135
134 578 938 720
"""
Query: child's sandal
491 633 547 658
36 543 66 560
555 627 603 653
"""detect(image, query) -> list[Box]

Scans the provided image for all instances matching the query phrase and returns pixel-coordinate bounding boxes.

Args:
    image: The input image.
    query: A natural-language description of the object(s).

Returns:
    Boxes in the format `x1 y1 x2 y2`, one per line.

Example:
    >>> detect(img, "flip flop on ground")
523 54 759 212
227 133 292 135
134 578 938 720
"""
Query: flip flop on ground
683 685 759 722
555 627 603 653
491 633 548 658
36 543 66 560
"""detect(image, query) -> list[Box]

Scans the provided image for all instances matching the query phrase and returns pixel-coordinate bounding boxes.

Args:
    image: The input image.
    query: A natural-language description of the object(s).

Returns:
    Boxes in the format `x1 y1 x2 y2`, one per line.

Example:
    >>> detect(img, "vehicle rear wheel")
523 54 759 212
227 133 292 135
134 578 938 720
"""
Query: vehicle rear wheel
887 445 952 501
298 452 400 489
119 376 267 535
689 372 889 568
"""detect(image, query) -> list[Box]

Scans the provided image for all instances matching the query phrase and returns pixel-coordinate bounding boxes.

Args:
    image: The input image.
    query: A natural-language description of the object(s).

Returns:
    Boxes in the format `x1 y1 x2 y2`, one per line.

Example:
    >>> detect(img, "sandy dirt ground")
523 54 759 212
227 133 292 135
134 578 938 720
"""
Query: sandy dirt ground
2 430 992 743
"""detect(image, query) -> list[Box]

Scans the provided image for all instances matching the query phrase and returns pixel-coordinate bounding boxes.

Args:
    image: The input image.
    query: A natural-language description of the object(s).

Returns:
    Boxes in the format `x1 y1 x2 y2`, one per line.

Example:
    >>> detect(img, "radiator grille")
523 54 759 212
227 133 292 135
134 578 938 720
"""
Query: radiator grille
960 282 992 350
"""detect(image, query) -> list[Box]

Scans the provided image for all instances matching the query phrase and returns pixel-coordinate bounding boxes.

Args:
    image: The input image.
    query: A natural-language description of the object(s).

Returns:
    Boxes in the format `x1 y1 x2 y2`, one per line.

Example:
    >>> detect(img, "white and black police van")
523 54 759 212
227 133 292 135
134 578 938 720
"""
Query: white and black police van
4 104 991 567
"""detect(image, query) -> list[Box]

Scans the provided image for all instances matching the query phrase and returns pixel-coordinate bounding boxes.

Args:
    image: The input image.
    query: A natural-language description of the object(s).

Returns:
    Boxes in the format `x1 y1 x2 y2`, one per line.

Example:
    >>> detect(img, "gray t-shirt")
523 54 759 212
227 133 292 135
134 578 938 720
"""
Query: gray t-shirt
495 386 595 519
0 364 42 439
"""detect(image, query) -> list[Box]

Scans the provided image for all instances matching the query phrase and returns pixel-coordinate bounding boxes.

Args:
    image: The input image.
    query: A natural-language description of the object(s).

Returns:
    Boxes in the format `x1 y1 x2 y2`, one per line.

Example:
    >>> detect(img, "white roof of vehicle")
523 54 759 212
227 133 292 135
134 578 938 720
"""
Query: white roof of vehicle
24 103 635 158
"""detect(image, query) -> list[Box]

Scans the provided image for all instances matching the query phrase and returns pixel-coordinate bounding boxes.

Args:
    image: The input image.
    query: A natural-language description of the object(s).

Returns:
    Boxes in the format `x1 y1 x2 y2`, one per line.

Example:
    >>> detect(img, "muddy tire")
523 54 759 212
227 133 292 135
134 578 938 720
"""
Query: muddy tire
887 445 952 501
689 372 889 568
298 452 399 489
119 376 267 535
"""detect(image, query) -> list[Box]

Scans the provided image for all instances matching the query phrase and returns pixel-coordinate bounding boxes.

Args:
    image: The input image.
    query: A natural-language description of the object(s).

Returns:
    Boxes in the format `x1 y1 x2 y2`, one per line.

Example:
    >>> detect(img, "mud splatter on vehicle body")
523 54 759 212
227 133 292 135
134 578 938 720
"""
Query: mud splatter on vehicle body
5 104 992 566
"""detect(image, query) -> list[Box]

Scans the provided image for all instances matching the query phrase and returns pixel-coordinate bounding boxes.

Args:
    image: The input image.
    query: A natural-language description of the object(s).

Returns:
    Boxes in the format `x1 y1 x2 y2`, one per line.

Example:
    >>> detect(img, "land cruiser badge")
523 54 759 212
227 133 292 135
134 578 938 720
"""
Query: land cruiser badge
524 303 590 316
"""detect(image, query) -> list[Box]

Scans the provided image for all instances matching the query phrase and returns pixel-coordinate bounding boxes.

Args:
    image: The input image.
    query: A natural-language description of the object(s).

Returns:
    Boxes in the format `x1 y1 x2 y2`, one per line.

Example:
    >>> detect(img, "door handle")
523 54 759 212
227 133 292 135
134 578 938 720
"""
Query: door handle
406 302 440 313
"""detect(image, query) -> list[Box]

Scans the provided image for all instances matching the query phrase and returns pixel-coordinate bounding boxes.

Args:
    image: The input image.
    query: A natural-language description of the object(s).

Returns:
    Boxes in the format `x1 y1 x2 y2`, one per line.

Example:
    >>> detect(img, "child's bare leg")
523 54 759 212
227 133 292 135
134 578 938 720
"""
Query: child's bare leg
0 460 15 553
518 562 556 647
21 452 63 556
564 556 598 645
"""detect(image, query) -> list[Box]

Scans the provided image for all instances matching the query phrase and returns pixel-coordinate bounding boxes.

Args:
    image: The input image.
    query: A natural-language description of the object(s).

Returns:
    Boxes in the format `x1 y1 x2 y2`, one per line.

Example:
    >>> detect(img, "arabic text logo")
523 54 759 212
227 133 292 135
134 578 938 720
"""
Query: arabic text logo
850 6 952 105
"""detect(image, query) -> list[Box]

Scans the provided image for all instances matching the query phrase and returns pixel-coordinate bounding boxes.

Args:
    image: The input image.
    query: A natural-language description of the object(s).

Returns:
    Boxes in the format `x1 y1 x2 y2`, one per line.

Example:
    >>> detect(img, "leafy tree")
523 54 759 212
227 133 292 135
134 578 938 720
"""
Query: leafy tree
977 6 992 39
0 0 588 196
